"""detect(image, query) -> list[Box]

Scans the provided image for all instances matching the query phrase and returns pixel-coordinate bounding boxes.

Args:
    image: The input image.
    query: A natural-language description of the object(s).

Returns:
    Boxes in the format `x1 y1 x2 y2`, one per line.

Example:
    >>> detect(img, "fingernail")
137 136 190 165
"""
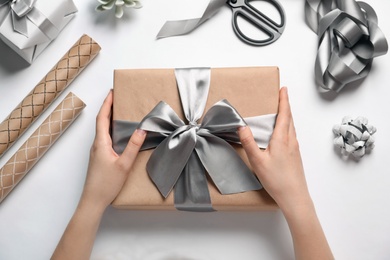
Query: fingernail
238 126 246 132
136 129 146 136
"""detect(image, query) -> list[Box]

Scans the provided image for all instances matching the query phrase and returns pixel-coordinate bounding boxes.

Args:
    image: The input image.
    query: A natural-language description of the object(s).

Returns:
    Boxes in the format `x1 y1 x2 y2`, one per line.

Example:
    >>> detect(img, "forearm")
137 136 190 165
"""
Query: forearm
51 199 106 260
282 200 333 260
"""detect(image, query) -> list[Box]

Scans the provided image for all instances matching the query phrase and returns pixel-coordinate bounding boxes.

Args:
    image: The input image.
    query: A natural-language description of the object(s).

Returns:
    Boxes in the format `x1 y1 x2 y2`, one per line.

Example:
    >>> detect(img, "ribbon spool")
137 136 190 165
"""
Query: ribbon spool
333 116 376 158
305 0 388 93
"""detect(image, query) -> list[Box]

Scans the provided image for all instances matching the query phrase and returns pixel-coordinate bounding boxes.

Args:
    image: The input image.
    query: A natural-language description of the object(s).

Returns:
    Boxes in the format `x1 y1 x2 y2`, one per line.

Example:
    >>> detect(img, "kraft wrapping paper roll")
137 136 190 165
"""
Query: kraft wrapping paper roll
0 92 86 203
0 34 100 157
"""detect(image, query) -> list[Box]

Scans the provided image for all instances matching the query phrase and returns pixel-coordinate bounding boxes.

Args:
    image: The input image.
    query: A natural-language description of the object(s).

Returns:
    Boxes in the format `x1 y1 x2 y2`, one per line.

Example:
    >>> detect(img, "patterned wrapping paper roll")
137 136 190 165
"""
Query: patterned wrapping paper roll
0 34 100 157
0 92 86 203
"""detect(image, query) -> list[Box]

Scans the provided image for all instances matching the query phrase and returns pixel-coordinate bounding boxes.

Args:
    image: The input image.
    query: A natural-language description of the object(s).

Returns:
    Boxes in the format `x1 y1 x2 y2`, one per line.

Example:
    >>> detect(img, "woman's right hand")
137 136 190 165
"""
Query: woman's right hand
238 87 333 260
238 87 310 214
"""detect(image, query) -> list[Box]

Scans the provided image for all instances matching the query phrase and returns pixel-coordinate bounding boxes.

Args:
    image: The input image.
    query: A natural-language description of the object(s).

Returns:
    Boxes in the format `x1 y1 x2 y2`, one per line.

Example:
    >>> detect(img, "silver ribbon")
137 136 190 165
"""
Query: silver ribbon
333 116 376 158
0 0 58 39
157 0 226 39
305 0 388 93
112 68 276 212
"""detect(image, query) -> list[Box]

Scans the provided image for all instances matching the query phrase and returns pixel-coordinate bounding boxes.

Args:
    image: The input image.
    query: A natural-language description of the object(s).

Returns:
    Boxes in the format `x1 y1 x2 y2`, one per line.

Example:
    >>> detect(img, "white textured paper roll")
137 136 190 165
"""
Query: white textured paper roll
0 92 86 203
0 34 100 157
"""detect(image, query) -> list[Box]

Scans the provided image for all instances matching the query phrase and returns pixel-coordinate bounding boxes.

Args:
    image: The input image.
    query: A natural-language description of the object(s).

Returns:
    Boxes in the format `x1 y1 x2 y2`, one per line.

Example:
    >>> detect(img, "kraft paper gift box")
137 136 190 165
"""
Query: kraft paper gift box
0 0 77 64
112 67 280 211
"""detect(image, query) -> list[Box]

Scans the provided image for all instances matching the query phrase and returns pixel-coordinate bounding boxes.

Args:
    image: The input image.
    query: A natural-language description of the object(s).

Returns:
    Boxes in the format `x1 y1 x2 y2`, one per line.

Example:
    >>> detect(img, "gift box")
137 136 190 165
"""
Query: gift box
0 0 77 64
112 67 280 211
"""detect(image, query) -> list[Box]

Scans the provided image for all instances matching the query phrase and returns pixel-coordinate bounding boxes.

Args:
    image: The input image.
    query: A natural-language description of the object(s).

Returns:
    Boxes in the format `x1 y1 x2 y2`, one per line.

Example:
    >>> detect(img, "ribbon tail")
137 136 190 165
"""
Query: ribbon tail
11 11 28 37
196 133 262 195
174 152 214 212
245 115 276 148
147 127 197 198
156 0 226 39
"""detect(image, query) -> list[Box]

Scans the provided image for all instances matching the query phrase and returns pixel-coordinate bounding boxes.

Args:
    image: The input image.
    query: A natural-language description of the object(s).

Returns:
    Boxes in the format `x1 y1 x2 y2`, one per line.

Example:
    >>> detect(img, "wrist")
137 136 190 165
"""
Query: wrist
78 194 108 217
279 196 316 223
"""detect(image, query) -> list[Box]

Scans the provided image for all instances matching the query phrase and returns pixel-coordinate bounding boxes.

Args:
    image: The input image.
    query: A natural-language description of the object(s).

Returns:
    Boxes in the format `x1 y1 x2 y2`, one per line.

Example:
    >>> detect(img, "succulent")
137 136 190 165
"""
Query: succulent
96 0 142 18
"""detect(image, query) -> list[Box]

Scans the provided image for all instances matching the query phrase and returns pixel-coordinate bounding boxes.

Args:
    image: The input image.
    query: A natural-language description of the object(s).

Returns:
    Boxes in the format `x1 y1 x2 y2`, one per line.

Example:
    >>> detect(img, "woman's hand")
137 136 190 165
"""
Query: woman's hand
238 87 309 213
238 87 333 260
80 90 146 211
52 90 146 259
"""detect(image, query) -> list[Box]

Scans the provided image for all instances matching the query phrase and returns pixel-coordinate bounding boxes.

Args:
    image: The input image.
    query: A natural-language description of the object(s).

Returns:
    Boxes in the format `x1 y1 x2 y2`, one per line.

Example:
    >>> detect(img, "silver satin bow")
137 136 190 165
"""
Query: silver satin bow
112 68 276 211
305 0 388 93
0 0 58 39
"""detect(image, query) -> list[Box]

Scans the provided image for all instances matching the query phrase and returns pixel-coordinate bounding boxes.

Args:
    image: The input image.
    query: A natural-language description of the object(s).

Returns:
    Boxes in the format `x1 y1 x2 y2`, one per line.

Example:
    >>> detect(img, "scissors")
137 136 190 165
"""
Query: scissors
226 0 286 46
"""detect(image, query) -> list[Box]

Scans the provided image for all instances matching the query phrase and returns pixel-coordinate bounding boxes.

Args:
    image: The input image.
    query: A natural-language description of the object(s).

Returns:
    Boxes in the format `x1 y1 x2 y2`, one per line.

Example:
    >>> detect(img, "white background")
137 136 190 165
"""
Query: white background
1 0 390 259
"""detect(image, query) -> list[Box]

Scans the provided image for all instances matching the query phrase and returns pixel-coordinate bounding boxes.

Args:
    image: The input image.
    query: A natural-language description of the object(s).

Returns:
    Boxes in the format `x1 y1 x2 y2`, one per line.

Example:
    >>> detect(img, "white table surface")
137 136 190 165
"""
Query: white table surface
1 0 390 259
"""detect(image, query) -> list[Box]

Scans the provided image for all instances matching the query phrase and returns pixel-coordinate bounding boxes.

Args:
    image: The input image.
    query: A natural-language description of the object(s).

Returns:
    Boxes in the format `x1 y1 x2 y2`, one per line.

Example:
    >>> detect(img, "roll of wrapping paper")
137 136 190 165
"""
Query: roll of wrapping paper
0 34 100 157
0 92 86 203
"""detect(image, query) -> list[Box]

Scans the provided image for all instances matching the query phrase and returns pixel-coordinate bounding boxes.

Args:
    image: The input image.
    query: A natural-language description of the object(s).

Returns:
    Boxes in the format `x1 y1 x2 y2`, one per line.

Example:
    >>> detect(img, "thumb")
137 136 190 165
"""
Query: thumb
117 129 146 170
238 126 264 169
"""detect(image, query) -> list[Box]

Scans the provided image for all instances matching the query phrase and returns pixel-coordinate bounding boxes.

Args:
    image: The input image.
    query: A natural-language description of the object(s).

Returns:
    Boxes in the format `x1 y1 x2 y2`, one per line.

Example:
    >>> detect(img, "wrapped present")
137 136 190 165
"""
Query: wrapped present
0 0 77 64
112 67 280 211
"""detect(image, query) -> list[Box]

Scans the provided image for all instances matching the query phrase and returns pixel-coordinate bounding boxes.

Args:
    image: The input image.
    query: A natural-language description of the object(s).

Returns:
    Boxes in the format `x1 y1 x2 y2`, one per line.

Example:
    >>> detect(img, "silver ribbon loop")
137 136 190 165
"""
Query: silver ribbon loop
11 0 35 17
112 68 277 211
305 0 388 93
1 0 58 39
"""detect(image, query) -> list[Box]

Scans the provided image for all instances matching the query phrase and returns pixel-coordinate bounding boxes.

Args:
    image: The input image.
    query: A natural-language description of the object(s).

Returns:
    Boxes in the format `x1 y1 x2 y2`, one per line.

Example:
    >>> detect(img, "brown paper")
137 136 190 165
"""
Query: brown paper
112 67 280 211
0 34 100 157
0 92 86 203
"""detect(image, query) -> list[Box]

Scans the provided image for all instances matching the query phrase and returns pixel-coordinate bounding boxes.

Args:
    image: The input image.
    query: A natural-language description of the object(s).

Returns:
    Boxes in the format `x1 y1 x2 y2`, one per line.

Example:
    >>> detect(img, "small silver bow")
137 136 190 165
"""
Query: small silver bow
333 116 376 158
0 0 58 39
0 0 36 36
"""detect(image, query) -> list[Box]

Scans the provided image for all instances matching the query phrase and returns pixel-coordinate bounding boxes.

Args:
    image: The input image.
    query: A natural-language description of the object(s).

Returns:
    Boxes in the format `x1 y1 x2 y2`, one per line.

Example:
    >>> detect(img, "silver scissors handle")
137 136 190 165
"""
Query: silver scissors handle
227 0 286 46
